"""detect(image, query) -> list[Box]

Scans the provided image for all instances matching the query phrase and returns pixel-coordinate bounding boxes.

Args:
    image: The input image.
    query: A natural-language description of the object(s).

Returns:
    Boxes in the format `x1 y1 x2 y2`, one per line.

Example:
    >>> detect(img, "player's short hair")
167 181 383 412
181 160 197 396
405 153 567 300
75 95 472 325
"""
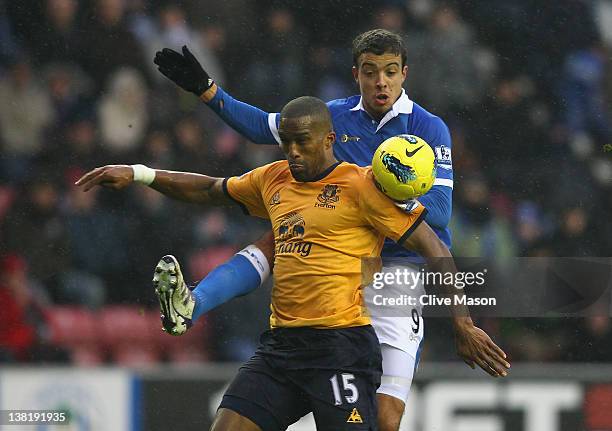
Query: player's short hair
352 29 407 67
280 96 332 133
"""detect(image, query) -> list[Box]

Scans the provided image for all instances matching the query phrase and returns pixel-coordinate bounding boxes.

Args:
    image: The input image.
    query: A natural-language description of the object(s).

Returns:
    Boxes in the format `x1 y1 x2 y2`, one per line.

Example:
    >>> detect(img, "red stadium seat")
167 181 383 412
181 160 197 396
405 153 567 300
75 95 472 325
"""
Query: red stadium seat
47 306 98 348
70 345 105 366
188 246 236 280
98 305 155 348
112 344 161 367
146 310 169 347
0 185 15 221
146 310 209 362
167 345 209 363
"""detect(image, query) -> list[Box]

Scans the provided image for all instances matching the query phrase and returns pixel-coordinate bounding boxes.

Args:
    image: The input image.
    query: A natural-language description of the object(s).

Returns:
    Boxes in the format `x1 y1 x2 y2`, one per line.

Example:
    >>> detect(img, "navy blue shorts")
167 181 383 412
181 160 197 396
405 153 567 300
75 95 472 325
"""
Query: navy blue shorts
219 325 382 430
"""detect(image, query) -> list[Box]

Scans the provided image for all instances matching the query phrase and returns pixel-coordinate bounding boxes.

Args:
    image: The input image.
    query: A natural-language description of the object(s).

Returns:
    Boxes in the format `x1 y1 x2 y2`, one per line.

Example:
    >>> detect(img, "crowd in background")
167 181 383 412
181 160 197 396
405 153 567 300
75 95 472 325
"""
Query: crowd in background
0 0 611 364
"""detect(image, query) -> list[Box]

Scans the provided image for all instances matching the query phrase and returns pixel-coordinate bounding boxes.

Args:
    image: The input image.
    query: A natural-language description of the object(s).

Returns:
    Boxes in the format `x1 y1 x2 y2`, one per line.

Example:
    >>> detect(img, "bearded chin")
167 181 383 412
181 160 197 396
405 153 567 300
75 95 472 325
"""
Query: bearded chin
289 167 309 182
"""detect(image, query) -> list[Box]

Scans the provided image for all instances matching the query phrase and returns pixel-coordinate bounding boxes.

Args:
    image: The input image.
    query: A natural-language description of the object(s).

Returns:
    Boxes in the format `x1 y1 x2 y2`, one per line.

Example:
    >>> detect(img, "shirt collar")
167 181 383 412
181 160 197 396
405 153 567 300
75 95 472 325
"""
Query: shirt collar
350 89 414 132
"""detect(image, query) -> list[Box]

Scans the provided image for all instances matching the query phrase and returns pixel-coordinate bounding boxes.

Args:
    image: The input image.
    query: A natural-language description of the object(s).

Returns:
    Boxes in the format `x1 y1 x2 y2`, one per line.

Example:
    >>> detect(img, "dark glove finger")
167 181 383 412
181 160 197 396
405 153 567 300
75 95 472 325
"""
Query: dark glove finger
154 54 174 69
155 50 184 68
154 52 167 67
162 47 184 59
155 48 185 67
182 45 202 69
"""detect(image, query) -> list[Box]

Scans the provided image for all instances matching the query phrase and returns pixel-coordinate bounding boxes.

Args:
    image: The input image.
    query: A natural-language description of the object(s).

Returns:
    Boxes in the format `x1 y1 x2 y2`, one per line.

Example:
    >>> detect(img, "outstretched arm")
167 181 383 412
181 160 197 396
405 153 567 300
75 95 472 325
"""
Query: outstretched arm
75 164 231 206
154 46 279 145
402 222 510 377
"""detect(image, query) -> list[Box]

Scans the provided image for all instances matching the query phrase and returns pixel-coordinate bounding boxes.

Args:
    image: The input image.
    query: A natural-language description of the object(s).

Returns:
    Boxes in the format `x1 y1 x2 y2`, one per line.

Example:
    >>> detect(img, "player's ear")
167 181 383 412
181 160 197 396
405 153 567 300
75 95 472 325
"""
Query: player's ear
326 131 336 148
352 66 359 83
401 65 408 83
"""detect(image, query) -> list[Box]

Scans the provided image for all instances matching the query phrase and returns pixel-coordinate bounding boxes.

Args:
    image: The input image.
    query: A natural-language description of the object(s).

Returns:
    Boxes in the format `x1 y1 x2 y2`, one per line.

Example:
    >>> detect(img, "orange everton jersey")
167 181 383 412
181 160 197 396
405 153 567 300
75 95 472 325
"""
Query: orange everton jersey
224 160 427 329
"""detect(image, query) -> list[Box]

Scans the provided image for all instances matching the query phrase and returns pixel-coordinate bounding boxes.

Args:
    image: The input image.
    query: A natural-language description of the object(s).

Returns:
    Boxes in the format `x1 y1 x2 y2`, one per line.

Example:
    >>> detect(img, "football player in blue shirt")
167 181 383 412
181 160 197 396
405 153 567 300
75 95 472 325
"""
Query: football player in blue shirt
153 29 508 431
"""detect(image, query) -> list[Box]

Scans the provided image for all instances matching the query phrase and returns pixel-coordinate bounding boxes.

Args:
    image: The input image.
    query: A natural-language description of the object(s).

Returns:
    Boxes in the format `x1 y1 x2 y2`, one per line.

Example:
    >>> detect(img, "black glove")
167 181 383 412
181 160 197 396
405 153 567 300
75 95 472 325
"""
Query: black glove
154 45 214 96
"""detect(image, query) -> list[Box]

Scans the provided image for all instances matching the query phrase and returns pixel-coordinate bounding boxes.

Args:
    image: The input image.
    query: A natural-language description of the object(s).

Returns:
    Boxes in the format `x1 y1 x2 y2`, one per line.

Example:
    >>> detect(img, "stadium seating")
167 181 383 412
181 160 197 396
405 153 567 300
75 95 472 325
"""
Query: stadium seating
99 305 154 346
188 246 236 280
46 305 208 365
112 344 161 366
146 310 209 363
70 345 106 366
48 306 98 348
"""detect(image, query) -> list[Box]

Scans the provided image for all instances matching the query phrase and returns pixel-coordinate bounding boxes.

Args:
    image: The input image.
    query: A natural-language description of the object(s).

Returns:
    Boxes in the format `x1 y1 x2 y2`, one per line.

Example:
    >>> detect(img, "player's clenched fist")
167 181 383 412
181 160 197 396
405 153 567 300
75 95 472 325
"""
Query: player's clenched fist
75 165 134 192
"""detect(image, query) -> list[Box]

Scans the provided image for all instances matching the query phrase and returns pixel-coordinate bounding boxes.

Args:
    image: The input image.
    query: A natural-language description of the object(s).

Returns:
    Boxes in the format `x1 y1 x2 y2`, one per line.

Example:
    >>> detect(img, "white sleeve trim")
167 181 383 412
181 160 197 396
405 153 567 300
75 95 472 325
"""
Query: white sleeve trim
434 178 454 189
268 113 281 145
237 244 271 283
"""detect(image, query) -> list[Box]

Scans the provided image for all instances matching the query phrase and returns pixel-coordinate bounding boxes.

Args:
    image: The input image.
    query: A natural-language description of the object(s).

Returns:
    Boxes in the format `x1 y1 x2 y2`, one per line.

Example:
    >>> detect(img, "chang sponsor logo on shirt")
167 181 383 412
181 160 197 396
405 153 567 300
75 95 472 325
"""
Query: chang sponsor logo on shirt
276 211 312 257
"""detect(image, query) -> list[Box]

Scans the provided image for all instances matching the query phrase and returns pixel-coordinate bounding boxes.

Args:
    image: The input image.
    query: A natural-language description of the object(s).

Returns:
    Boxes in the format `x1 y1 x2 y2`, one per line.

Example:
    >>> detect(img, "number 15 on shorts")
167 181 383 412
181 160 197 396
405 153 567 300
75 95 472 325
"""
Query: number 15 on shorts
329 373 359 405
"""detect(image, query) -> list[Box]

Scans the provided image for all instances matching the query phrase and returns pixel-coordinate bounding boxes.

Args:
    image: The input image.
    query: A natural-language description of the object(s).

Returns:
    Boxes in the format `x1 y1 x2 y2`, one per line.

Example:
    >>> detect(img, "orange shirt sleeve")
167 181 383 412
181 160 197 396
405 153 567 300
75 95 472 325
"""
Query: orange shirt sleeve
223 166 269 219
359 168 428 244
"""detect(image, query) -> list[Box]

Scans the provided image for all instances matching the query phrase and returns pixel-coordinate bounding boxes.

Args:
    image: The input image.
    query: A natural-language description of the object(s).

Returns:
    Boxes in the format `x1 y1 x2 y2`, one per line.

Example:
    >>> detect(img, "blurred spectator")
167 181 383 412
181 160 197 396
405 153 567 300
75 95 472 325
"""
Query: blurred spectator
450 175 517 262
142 129 175 168
125 0 156 44
78 0 149 93
504 321 564 362
98 68 149 154
62 175 130 302
470 75 550 196
0 254 66 362
595 0 612 46
173 115 210 173
0 1 18 67
28 0 81 66
549 206 601 256
192 209 234 248
308 45 352 101
145 3 225 86
559 44 612 155
515 201 548 255
374 4 407 33
44 63 92 127
2 180 71 298
0 57 54 182
404 3 487 115
239 7 306 109
564 313 612 362
46 117 101 180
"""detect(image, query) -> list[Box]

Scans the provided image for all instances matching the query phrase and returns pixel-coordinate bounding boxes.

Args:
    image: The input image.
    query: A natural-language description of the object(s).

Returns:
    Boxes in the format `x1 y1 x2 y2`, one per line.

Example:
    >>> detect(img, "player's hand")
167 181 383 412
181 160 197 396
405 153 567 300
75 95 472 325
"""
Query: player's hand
154 45 213 96
75 165 134 192
454 321 510 377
